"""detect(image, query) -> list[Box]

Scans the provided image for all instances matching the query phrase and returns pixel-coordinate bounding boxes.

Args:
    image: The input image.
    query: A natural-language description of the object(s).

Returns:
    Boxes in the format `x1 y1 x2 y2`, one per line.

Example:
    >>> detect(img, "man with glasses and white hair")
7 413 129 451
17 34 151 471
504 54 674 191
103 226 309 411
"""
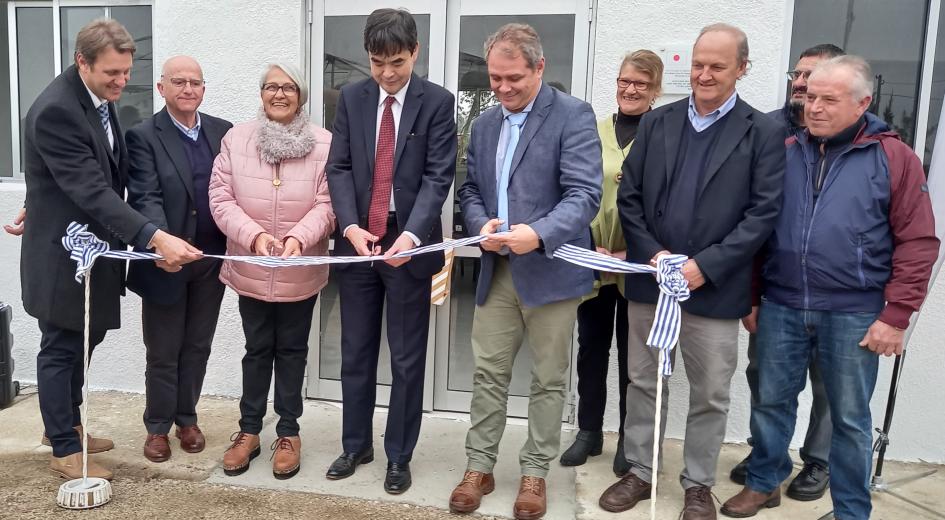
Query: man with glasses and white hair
124 55 232 463
720 55 938 520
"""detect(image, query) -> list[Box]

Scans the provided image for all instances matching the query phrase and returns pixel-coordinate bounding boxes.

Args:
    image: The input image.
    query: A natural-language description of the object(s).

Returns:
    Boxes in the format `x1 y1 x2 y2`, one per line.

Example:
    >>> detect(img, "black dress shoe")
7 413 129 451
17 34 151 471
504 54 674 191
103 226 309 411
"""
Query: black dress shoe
730 453 750 486
325 448 374 480
559 430 603 466
787 463 829 501
384 462 411 494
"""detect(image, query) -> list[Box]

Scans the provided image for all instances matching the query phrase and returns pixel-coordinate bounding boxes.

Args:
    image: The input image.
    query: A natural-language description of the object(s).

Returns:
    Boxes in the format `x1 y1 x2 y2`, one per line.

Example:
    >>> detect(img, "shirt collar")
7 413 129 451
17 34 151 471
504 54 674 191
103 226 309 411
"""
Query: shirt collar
378 78 411 108
169 110 202 134
688 90 738 120
80 77 108 109
501 82 542 119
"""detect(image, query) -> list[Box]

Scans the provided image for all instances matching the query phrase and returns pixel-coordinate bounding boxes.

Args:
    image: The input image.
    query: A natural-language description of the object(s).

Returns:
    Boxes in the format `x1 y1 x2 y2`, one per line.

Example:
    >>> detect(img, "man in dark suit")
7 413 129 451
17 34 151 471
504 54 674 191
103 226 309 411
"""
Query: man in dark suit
20 18 200 480
598 23 785 520
126 55 232 463
324 8 456 494
450 24 602 520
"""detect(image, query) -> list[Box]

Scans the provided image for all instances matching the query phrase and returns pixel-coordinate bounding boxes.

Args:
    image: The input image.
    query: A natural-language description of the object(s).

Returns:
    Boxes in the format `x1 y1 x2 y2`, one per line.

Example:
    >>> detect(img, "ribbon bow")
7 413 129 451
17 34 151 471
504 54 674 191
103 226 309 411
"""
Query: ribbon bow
645 254 690 376
61 222 110 282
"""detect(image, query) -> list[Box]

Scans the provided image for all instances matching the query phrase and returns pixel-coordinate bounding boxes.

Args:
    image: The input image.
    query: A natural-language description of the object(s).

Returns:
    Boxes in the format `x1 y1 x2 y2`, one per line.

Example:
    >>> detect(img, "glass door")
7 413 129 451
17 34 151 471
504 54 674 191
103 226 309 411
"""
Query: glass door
306 0 446 410
432 0 591 416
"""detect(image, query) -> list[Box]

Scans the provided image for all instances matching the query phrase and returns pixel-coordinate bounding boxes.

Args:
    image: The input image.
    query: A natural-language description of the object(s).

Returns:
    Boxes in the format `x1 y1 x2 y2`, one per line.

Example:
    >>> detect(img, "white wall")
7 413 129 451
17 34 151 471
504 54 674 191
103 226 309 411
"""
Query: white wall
591 0 945 464
3 0 943 464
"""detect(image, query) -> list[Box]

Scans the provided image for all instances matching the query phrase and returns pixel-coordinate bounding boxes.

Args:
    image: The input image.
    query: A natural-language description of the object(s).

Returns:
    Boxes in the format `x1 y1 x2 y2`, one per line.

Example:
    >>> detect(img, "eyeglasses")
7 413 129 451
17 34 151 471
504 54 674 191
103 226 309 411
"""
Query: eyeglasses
262 83 299 95
166 77 205 89
617 79 650 91
786 70 813 81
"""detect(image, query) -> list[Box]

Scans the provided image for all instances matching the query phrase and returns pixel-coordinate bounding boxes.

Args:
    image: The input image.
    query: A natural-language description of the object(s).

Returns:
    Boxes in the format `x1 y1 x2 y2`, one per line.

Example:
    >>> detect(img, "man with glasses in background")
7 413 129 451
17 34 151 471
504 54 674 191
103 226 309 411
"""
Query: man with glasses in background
125 55 232 463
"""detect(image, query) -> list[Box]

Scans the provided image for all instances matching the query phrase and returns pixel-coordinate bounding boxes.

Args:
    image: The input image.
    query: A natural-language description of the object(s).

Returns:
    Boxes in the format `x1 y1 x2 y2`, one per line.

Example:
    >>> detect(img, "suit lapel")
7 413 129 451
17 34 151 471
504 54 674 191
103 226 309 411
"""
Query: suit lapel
699 99 752 197
202 113 225 157
361 81 380 175
393 76 423 173
155 109 196 201
67 66 118 178
508 84 553 180
662 101 687 188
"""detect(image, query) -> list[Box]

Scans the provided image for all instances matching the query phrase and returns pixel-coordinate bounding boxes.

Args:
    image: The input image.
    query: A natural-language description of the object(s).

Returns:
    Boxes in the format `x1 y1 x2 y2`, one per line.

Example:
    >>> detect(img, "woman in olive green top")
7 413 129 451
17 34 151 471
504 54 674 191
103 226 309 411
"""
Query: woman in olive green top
559 50 664 476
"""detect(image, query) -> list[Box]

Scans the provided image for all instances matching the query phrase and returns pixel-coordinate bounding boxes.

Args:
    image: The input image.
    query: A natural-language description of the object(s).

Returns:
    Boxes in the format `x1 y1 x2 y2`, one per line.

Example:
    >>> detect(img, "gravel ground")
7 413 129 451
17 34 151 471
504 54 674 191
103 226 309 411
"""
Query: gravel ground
0 453 500 520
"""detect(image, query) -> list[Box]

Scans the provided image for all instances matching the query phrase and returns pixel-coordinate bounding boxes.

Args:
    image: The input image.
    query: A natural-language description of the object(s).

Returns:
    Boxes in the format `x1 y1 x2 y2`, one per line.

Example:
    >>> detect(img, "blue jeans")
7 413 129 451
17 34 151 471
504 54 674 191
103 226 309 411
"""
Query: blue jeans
747 300 879 520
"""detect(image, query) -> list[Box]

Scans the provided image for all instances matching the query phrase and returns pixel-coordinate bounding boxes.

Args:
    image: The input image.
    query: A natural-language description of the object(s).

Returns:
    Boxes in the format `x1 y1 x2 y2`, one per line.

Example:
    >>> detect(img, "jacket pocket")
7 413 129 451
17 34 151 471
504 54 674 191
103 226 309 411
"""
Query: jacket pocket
856 234 867 289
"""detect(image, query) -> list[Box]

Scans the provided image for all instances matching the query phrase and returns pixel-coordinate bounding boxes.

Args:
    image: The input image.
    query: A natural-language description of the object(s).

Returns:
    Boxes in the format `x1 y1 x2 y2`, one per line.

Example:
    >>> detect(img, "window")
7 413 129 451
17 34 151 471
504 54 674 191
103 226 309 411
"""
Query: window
3 2 152 177
789 0 928 147
924 3 945 170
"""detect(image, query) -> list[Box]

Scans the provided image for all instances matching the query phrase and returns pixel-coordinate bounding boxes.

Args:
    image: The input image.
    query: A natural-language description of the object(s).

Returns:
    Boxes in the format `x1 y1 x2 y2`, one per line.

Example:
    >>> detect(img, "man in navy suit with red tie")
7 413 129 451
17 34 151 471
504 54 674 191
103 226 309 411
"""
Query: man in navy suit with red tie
324 8 457 495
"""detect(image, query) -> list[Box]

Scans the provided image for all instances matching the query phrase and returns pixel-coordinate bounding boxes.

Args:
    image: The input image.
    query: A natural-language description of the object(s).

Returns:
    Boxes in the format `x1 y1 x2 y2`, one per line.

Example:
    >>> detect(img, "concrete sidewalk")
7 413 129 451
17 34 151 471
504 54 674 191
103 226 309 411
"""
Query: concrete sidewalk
1 390 943 519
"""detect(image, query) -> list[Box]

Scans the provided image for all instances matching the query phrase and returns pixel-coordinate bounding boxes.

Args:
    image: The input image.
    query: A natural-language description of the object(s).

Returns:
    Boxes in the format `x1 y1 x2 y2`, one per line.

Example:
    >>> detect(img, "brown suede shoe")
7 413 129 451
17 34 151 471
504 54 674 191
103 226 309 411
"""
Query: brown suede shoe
598 472 652 512
720 486 780 518
176 424 206 453
222 432 260 476
683 485 719 520
271 436 301 480
513 476 546 520
49 452 113 480
42 426 114 454
449 470 495 514
143 434 171 463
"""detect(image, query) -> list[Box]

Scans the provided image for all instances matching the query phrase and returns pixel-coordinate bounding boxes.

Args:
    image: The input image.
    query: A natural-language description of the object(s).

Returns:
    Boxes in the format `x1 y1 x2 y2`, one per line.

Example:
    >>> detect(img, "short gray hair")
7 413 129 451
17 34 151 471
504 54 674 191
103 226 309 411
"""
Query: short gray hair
697 23 750 67
259 62 309 107
809 55 874 101
483 23 543 70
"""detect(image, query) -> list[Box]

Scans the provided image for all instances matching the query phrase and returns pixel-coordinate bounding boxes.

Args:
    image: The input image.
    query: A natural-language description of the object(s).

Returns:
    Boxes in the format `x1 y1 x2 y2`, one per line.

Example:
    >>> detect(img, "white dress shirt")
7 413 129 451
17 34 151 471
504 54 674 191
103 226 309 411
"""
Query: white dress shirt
344 79 420 246
82 80 114 149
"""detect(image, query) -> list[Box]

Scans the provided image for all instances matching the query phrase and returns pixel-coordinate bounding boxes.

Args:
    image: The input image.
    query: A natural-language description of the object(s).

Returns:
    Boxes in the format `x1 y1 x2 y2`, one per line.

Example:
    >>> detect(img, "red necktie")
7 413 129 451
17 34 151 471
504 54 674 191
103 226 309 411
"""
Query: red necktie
368 96 396 239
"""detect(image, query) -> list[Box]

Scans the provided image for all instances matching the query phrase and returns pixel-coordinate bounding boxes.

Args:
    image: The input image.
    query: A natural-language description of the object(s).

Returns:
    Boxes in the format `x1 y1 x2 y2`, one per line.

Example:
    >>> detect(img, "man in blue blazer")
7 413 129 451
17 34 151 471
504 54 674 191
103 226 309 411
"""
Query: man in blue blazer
125 56 232 463
324 8 456 494
451 23 602 520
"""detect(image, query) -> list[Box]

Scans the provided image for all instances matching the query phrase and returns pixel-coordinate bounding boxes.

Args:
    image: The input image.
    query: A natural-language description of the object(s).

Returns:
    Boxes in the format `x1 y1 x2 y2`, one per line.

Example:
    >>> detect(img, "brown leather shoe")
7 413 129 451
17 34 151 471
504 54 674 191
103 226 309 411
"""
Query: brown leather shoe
143 434 171 463
176 424 206 453
222 432 260 476
683 485 719 520
49 452 113 480
449 470 495 514
513 476 546 520
598 472 652 512
271 436 301 480
42 426 114 454
720 486 780 518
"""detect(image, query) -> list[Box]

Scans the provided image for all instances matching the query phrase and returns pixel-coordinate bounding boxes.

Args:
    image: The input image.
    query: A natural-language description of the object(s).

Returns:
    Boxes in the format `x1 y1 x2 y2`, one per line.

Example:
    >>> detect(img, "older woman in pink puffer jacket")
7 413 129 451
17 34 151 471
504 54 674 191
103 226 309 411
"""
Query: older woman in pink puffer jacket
209 62 334 481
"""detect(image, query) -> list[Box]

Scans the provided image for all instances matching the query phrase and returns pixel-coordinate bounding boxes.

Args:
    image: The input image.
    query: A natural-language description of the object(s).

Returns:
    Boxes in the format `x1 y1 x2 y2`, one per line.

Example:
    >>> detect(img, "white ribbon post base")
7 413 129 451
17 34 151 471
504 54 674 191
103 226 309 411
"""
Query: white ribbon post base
62 222 690 519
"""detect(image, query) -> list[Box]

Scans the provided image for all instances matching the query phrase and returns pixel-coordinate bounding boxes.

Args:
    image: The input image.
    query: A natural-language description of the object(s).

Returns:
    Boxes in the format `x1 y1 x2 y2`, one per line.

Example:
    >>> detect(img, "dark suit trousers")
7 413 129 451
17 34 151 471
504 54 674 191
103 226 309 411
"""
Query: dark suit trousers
575 283 629 432
142 259 225 434
237 294 317 438
37 321 106 457
338 219 431 463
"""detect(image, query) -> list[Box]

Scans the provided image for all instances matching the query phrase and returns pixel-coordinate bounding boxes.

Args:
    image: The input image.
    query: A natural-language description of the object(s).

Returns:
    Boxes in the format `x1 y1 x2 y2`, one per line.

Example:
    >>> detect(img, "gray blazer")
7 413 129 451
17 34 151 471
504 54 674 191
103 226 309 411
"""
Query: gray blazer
459 83 602 307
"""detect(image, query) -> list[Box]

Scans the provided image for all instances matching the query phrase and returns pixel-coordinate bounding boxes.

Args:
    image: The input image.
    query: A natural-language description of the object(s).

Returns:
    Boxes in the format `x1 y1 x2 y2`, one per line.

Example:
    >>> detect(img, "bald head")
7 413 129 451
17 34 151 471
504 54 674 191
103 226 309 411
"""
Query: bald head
158 55 205 125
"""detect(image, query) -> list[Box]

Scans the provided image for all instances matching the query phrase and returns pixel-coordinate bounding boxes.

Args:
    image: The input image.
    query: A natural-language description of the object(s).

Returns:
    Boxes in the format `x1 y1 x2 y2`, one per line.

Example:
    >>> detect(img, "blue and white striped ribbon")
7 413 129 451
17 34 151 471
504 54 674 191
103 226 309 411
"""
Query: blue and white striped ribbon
62 223 690 375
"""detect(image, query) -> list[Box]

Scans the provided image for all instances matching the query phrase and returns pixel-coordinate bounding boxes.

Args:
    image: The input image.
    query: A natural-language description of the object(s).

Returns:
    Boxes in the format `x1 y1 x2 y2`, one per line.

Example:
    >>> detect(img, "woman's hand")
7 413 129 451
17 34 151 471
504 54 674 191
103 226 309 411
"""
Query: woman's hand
281 237 302 258
253 232 282 256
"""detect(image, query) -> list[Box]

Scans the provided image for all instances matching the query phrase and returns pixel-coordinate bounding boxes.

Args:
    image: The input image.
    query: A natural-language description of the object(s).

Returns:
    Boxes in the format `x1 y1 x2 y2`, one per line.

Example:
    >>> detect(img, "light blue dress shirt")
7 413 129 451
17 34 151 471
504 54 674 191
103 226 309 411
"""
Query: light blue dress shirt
687 91 737 132
169 111 202 141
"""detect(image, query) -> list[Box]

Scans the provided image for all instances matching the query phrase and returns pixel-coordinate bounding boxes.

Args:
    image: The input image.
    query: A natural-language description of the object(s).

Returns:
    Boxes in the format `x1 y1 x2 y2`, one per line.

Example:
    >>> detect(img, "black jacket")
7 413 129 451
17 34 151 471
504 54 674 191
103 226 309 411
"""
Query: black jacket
326 74 457 279
20 65 156 331
125 108 232 305
617 96 786 319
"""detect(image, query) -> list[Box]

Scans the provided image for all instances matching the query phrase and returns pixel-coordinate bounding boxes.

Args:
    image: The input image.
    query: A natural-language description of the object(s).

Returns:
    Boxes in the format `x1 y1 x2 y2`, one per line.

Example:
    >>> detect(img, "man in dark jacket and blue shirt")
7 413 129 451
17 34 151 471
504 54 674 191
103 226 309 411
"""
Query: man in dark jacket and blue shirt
721 55 938 520
730 43 846 501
